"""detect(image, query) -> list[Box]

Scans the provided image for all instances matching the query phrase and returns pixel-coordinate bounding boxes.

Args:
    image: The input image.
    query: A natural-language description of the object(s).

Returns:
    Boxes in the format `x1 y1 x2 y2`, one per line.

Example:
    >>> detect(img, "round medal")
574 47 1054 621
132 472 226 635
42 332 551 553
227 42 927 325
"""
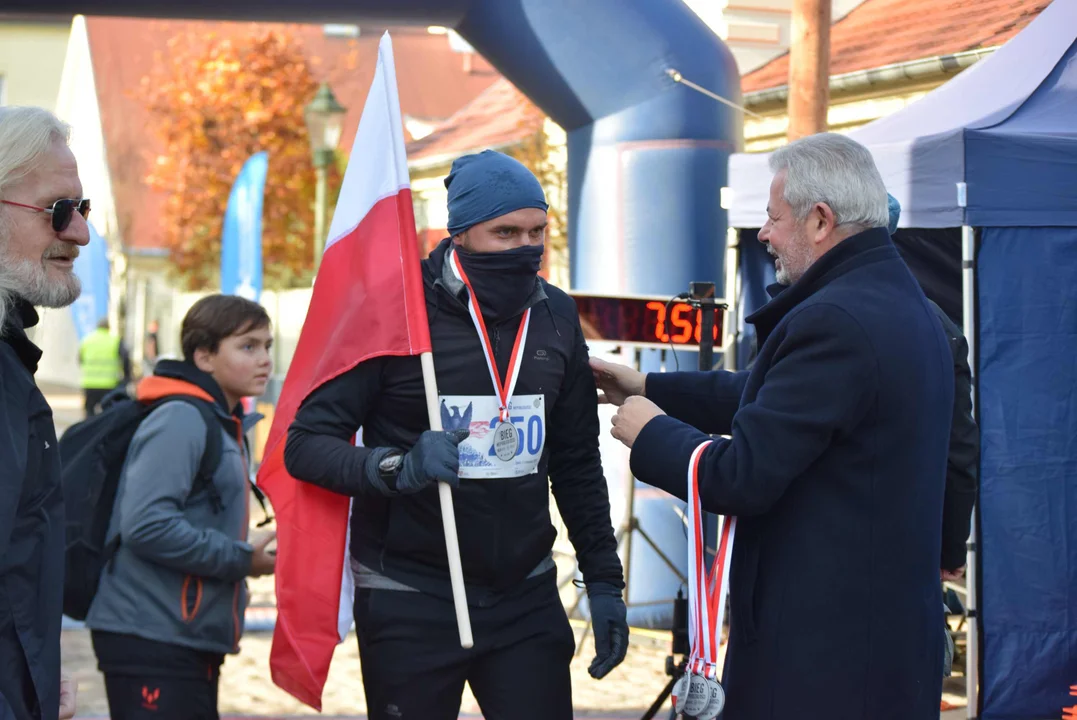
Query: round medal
493 420 519 462
684 673 709 716
697 678 726 719
671 673 690 714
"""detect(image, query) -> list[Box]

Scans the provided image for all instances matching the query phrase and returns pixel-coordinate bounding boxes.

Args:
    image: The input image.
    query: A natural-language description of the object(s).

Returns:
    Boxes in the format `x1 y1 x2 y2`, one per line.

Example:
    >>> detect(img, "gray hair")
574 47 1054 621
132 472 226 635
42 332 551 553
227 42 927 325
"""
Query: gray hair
0 106 72 332
768 132 889 231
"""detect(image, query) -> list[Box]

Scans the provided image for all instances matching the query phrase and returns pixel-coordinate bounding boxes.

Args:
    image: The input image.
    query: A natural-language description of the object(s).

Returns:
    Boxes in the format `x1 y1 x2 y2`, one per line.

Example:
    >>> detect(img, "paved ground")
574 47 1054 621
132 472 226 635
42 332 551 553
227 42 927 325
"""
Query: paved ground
61 623 970 719
47 384 969 719
64 622 685 719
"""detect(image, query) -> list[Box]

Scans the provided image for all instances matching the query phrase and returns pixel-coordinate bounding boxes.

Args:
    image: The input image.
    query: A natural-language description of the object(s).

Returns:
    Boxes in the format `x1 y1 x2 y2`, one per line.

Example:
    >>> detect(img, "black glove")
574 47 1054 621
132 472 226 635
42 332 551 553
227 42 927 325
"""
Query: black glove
587 582 629 679
364 429 469 496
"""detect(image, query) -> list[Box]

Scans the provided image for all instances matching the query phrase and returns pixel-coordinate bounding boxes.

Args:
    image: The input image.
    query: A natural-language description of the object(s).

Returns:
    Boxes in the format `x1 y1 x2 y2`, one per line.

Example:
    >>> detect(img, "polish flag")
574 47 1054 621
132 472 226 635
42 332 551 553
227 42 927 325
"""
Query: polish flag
257 32 434 710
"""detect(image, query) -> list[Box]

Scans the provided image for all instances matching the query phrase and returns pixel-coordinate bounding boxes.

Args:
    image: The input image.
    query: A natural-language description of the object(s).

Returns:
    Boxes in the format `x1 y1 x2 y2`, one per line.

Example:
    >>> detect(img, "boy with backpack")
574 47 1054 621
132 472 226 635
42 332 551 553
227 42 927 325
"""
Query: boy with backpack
66 294 277 720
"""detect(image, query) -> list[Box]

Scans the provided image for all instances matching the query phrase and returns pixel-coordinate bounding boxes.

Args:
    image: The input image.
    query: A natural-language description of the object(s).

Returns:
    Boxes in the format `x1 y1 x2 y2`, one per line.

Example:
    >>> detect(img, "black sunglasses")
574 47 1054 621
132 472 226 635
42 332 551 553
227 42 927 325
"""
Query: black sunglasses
1 198 91 232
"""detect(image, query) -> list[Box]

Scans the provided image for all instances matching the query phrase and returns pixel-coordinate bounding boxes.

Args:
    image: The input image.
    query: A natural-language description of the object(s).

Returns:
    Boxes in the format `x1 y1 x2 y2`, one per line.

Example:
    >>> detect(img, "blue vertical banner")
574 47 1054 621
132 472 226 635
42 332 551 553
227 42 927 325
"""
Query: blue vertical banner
221 151 269 301
70 221 111 340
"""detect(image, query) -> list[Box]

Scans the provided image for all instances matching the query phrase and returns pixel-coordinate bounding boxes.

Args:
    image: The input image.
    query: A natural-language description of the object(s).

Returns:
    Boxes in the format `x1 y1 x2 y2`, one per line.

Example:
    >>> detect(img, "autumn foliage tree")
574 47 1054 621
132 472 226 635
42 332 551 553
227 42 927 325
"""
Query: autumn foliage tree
140 27 344 289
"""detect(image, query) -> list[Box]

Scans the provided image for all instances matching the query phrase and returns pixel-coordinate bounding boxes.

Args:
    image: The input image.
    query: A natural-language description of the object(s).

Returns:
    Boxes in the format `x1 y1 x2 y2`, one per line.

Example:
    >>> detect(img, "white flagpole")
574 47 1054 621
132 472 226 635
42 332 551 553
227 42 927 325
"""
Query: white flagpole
372 30 472 649
420 351 474 648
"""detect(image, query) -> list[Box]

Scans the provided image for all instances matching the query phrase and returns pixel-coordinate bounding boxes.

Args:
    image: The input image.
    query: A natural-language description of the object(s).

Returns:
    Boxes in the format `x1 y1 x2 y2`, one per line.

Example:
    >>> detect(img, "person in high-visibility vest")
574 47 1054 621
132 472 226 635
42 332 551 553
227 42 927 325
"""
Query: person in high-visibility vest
78 317 129 416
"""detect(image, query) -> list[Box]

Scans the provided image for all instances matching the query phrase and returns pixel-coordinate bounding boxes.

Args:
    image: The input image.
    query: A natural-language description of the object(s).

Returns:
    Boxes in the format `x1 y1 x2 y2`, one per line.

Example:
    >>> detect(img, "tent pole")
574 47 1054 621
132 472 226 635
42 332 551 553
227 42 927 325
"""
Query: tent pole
720 188 740 371
961 220 979 719
724 225 740 371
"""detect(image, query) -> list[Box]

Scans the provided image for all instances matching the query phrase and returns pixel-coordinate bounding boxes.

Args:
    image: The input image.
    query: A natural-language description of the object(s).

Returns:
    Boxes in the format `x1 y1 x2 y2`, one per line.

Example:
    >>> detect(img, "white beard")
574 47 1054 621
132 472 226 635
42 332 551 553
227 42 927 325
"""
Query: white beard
0 239 81 310
771 234 814 286
774 257 790 285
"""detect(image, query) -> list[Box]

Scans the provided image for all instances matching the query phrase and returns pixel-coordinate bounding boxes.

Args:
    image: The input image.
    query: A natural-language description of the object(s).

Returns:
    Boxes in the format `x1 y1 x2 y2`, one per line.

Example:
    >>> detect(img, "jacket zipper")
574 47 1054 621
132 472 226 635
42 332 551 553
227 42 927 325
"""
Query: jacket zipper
180 575 204 622
232 419 250 649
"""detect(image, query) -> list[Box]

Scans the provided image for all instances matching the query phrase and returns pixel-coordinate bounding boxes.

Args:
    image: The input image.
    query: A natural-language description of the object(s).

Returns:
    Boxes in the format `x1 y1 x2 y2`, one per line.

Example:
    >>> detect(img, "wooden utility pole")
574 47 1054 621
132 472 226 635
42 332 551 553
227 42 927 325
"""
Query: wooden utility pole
787 0 832 140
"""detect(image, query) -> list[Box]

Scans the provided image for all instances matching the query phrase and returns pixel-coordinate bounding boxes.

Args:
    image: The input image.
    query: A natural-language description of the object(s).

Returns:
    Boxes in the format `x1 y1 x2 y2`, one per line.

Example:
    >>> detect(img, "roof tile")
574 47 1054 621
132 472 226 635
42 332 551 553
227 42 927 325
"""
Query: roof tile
742 0 1051 93
406 78 545 164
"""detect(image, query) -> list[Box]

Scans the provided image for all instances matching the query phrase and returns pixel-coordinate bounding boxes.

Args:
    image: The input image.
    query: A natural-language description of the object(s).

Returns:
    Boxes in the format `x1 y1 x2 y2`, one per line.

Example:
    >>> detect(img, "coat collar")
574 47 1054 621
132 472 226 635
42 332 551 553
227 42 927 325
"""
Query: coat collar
747 227 898 345
0 296 43 374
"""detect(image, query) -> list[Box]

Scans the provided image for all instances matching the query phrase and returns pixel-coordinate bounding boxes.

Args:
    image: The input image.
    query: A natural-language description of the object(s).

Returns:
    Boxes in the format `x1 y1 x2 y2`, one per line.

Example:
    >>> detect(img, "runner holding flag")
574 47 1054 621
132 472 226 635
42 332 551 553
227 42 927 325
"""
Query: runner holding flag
273 36 628 720
256 32 463 711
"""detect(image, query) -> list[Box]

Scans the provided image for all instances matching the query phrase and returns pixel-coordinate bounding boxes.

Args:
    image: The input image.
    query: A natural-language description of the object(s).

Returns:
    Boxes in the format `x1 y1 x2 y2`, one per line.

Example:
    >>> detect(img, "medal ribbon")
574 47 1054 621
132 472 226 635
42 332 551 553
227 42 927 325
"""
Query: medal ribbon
449 249 531 422
686 440 738 680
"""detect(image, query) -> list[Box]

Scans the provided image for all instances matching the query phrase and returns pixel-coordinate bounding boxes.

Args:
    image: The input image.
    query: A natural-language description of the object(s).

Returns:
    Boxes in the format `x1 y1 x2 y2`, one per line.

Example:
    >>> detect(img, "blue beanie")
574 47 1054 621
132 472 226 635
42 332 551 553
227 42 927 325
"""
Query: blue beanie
887 193 901 235
444 150 548 236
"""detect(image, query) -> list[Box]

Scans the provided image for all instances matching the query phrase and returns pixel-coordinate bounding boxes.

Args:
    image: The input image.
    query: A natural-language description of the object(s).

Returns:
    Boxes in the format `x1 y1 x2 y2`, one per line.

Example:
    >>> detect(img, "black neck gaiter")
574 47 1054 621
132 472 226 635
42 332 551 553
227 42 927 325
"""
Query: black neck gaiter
455 244 544 322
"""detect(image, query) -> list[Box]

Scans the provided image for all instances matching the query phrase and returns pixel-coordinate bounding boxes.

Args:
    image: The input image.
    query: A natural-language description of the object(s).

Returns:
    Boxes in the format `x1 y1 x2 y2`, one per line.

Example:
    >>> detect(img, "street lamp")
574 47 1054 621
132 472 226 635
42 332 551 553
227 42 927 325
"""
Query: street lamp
304 82 346 268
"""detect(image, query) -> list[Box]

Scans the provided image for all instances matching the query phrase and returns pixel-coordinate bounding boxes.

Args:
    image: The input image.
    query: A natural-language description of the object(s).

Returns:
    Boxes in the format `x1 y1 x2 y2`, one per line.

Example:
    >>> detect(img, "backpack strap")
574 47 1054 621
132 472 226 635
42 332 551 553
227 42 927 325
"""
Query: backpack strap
156 396 274 525
148 395 224 512
191 398 224 512
163 396 276 526
104 394 225 571
249 477 274 527
238 433 274 527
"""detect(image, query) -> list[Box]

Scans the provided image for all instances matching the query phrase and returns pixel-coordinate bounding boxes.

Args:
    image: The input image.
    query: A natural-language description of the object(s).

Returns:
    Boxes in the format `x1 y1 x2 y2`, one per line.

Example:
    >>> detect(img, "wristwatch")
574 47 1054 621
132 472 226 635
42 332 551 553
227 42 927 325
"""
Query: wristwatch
377 450 405 492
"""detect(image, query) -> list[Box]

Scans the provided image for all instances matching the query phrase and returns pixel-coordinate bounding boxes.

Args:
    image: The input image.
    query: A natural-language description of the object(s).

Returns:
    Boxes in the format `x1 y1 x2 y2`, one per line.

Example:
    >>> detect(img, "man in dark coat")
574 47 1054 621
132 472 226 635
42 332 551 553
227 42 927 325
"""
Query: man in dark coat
592 133 954 719
0 106 90 720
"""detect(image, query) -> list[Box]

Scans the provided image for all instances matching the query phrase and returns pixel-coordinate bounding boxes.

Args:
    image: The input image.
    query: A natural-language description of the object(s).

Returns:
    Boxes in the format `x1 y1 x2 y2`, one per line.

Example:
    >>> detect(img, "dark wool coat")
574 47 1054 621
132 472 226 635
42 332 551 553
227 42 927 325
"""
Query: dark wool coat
633 228 954 719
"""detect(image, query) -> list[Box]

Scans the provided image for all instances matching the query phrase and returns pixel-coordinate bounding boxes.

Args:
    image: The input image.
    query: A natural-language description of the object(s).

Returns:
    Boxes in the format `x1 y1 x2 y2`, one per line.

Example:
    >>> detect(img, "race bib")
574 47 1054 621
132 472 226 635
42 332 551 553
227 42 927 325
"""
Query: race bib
439 394 546 479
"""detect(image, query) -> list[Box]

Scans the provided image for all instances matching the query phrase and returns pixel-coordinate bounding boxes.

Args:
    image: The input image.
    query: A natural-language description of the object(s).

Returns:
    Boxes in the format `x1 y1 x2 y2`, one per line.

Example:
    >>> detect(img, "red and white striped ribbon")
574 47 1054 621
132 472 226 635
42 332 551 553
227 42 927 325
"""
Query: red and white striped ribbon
686 440 737 679
448 248 530 422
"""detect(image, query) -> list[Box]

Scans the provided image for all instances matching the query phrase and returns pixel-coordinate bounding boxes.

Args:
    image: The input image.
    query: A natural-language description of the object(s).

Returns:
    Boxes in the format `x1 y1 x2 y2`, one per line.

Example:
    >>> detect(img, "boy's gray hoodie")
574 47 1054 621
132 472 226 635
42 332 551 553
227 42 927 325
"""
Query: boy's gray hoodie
86 362 262 654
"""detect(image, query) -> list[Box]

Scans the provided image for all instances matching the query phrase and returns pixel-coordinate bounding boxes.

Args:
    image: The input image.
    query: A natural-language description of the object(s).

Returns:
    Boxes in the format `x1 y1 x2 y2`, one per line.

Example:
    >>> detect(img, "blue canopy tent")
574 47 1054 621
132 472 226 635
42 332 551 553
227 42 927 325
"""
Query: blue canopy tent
726 0 1077 716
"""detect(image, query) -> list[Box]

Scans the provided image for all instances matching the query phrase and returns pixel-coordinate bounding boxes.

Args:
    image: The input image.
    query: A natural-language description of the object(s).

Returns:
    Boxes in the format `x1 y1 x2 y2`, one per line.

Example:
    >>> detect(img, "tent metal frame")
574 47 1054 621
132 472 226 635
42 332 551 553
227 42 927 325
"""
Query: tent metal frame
959 180 980 718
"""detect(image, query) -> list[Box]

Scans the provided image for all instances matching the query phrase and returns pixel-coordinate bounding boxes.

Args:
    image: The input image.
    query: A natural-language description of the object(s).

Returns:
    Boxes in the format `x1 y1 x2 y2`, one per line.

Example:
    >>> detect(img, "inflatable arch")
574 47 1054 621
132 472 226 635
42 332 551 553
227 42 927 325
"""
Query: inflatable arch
25 0 743 626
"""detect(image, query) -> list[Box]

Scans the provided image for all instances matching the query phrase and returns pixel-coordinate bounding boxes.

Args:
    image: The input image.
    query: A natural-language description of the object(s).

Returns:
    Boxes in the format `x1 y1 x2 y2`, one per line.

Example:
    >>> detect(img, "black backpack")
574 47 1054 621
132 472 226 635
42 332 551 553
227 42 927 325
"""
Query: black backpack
59 389 223 621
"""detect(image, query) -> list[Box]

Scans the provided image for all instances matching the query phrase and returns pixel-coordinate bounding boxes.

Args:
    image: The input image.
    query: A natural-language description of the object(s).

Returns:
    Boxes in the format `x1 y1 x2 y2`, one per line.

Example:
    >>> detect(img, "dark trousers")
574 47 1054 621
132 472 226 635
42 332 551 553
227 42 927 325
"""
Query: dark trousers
353 573 575 720
101 673 219 720
83 388 110 417
92 631 222 720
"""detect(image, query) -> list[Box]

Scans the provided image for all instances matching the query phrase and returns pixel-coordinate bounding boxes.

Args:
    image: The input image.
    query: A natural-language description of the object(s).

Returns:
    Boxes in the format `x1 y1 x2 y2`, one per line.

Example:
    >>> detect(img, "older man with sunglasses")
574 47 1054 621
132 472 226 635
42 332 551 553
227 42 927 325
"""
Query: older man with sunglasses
0 105 90 720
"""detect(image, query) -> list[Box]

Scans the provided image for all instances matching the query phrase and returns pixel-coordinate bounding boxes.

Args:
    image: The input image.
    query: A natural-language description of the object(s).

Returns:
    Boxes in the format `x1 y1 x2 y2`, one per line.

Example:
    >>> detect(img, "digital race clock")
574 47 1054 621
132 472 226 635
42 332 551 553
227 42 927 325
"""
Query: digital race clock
569 291 727 349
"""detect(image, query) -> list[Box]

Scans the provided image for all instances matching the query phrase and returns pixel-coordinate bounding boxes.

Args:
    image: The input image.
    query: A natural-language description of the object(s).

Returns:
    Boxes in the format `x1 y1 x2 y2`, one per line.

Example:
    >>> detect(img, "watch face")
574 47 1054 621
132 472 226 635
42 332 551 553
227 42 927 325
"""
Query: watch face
379 453 404 475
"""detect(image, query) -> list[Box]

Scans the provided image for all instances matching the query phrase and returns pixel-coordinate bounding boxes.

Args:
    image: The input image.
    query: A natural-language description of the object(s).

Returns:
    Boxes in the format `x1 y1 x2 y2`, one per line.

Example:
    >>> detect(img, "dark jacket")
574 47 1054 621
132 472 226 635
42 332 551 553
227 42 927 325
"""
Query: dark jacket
0 300 64 720
928 300 978 572
285 238 623 605
631 228 953 719
86 361 261 655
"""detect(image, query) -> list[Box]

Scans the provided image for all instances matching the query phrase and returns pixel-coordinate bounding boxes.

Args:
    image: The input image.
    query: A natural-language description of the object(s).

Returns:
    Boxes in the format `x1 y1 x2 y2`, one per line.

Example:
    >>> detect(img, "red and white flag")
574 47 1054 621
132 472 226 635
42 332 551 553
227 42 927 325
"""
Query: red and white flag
257 31 432 710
